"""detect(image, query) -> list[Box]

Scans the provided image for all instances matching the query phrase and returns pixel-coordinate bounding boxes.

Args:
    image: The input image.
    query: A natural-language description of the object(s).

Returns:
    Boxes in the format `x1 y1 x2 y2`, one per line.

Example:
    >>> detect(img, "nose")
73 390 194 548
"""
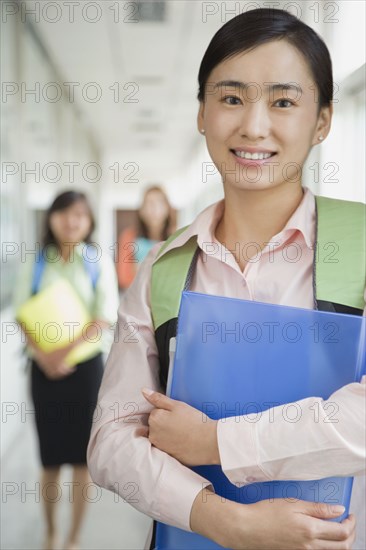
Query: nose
237 100 271 141
64 213 78 229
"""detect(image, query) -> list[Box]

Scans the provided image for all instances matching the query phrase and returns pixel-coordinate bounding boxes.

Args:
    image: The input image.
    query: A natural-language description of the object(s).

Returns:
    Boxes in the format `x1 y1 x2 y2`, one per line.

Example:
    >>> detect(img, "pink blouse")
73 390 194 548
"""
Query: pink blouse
87 187 365 548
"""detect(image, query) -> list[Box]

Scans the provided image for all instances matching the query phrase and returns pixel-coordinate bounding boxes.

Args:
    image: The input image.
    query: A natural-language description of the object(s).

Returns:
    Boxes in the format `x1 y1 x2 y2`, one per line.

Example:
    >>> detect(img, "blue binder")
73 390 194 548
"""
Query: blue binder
156 291 366 550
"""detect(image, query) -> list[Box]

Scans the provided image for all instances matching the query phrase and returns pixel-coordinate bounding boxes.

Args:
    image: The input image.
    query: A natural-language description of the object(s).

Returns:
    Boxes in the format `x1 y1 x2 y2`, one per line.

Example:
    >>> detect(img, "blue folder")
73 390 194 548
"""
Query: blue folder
156 291 365 550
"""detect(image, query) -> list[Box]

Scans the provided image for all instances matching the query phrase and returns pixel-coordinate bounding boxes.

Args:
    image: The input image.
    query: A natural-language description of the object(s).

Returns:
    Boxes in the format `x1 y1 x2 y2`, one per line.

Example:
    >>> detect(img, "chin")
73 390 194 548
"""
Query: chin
225 178 279 192
63 235 81 242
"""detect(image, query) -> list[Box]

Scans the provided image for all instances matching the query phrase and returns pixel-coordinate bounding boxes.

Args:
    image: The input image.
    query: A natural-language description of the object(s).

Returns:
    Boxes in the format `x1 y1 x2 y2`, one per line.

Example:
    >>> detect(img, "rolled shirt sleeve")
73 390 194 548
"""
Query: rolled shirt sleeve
87 244 214 532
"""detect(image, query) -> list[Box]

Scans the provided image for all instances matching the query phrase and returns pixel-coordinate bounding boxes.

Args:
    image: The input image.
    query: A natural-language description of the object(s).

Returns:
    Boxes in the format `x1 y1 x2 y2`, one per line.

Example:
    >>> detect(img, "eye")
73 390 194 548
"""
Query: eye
274 98 294 108
222 95 242 105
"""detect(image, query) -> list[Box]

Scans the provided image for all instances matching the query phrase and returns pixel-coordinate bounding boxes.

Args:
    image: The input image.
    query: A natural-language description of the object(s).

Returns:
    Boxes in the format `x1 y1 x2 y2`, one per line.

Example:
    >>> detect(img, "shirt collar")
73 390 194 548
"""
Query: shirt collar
278 187 315 248
45 241 87 260
153 187 315 262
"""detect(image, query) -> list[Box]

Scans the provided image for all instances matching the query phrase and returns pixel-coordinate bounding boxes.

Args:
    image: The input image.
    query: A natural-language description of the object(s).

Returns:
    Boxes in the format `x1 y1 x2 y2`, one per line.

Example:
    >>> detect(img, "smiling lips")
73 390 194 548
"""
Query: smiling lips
231 148 277 161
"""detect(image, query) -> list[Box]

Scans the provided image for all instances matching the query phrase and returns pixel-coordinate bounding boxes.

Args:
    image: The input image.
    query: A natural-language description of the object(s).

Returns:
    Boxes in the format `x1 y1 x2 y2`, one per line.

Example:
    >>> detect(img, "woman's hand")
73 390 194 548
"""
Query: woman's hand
235 500 356 550
33 346 75 380
25 318 107 380
23 326 76 379
141 388 220 466
191 487 356 550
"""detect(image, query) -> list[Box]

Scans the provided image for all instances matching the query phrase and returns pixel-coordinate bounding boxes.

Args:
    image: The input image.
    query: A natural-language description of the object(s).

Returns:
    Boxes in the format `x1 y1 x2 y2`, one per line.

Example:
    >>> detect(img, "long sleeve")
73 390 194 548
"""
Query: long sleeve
87 245 213 532
217 377 366 486
217 290 366 486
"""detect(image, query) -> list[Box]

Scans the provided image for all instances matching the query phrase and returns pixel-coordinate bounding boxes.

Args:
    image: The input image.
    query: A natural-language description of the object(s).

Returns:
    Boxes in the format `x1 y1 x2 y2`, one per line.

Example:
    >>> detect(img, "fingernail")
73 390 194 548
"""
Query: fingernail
141 387 154 396
332 505 345 514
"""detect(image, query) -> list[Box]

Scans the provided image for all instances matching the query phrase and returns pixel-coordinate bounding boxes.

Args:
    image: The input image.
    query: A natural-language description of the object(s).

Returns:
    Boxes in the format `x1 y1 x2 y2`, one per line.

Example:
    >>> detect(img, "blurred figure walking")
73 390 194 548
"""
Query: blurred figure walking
117 185 176 290
14 191 119 550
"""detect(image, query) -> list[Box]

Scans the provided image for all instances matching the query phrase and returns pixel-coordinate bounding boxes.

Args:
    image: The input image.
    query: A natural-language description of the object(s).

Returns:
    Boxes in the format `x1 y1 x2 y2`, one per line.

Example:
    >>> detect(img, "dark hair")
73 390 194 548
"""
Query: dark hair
197 8 333 112
42 190 95 249
137 185 175 241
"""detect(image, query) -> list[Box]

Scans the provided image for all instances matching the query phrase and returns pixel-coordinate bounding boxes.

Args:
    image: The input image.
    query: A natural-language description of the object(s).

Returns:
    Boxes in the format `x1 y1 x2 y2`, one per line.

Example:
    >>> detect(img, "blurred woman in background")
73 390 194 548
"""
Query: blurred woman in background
14 191 119 550
117 185 176 290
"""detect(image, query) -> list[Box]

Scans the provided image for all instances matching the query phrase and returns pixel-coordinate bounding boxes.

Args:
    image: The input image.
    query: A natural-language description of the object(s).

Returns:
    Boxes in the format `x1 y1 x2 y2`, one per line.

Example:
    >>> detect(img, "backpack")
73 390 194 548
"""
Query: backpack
151 195 366 393
31 243 100 295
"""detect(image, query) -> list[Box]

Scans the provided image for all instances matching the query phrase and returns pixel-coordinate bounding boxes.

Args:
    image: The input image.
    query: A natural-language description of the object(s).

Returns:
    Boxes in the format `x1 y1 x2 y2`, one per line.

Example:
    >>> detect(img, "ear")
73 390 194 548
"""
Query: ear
312 104 333 145
197 101 205 134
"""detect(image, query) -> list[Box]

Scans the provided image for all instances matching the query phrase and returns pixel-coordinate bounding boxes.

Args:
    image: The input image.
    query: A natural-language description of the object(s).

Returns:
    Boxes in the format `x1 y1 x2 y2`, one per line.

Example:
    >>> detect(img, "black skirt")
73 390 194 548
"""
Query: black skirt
30 352 104 467
149 520 157 549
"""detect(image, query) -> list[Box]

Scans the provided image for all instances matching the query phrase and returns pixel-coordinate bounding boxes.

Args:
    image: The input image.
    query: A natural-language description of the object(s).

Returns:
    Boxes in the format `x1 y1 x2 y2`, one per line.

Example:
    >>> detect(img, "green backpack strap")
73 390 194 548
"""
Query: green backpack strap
315 196 366 310
151 197 366 330
151 227 198 330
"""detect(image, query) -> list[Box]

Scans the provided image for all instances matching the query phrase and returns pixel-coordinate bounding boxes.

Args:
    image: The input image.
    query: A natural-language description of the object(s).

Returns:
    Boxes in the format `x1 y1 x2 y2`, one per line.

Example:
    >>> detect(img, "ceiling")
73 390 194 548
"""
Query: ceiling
32 0 224 184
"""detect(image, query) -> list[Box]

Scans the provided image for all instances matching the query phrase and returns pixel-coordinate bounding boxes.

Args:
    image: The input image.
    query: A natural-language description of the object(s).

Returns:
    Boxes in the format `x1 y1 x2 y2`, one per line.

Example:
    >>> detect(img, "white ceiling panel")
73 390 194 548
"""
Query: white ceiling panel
31 0 220 181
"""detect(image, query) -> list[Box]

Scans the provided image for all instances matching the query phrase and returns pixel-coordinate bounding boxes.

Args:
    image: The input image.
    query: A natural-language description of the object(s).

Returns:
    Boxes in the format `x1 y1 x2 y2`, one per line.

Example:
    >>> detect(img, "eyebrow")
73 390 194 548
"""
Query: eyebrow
213 80 303 95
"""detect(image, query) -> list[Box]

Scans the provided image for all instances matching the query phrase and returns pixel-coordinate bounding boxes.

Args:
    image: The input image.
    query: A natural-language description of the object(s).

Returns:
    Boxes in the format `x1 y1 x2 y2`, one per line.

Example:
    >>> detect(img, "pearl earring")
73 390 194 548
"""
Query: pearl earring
200 129 205 134
318 136 324 141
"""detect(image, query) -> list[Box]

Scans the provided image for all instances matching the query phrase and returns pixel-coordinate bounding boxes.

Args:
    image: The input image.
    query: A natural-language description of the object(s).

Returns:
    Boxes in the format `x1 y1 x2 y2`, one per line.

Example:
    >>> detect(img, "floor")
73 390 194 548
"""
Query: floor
1 412 152 550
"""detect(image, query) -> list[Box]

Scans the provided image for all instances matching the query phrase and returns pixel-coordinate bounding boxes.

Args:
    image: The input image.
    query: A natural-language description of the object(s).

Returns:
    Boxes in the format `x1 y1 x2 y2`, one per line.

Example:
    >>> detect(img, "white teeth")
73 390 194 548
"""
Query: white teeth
234 151 273 160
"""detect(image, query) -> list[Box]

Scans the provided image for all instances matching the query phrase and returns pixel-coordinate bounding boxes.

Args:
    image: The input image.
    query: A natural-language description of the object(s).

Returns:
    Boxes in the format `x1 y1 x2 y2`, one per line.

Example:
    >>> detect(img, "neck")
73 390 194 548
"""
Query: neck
146 223 165 241
59 242 77 262
215 183 304 268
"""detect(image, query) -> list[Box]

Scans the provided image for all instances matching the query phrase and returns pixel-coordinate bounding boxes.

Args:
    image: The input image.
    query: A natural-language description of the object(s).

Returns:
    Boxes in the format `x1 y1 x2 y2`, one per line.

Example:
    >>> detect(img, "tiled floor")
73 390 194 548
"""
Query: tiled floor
1 416 151 549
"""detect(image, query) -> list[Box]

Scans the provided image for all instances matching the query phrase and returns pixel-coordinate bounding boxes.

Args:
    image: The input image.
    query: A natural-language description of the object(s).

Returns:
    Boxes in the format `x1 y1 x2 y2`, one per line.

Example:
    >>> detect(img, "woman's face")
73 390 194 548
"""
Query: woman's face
139 190 169 225
197 39 332 192
49 200 92 245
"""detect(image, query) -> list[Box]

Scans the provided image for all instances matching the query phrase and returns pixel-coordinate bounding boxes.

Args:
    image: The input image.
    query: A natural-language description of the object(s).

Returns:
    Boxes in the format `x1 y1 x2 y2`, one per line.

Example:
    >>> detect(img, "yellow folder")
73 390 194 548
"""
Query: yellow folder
16 279 100 367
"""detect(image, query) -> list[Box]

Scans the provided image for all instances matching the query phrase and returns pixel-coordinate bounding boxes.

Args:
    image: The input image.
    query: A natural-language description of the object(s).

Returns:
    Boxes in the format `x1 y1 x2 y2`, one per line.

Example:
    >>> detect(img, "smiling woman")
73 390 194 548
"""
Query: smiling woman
197 35 333 269
87 8 365 550
14 191 119 550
